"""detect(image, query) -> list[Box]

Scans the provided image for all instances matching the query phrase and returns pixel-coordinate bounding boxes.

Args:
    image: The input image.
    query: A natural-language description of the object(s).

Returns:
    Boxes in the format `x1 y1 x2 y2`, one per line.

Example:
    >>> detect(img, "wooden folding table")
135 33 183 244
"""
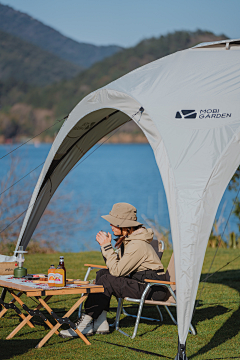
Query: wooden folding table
0 277 104 348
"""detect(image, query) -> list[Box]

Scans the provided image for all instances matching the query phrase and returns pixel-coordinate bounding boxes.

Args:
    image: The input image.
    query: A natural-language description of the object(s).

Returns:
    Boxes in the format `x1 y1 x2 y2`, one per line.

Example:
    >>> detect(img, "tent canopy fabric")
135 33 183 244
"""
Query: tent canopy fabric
16 39 240 346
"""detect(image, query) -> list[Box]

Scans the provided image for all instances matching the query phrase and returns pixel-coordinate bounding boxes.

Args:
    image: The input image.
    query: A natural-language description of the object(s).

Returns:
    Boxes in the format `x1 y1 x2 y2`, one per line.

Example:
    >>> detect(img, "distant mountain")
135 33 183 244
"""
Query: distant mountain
0 3 122 68
24 30 228 117
0 29 82 86
0 30 228 142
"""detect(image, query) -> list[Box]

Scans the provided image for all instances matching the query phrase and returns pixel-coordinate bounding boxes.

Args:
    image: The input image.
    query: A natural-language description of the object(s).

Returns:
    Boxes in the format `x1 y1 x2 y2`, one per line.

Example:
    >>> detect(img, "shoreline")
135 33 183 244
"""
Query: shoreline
0 133 148 145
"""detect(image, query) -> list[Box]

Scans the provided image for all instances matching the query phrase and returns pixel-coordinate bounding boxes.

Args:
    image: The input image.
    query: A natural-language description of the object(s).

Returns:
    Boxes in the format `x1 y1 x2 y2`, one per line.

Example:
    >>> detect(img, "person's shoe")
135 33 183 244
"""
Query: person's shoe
93 310 109 334
59 314 93 338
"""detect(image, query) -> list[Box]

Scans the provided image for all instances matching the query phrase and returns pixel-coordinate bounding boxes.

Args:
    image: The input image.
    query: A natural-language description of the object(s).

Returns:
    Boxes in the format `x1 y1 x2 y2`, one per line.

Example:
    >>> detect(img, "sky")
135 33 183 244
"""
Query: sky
1 0 240 48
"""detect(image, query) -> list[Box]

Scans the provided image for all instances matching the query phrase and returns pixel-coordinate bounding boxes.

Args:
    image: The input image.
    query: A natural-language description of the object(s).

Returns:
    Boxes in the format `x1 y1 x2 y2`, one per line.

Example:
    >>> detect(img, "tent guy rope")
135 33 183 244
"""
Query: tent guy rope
0 162 44 197
0 109 144 197
193 184 240 316
0 107 144 235
0 115 68 160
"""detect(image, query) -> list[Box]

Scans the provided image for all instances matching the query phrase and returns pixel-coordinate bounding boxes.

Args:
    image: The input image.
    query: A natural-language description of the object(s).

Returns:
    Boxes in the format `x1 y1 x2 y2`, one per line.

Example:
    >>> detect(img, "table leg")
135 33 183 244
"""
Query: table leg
0 292 23 319
35 295 90 349
8 291 36 329
0 291 34 329
32 297 59 335
6 295 53 340
0 288 7 311
37 296 58 316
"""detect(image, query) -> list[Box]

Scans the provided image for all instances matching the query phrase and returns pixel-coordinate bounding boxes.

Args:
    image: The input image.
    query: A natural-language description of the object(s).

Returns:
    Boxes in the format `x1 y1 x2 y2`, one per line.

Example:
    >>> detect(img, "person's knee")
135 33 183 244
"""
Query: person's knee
96 273 118 288
96 269 110 283
96 273 111 285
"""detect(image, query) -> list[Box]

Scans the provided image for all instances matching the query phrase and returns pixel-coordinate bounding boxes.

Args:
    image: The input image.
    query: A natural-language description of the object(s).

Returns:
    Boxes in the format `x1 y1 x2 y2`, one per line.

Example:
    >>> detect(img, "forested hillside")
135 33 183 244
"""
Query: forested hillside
0 3 122 68
0 30 227 143
24 30 227 117
0 29 82 86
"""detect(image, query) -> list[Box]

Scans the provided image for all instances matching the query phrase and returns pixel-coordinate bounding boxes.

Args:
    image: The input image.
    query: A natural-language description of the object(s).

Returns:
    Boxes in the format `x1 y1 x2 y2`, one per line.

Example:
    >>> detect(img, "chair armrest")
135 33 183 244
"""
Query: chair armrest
84 264 108 269
144 279 176 285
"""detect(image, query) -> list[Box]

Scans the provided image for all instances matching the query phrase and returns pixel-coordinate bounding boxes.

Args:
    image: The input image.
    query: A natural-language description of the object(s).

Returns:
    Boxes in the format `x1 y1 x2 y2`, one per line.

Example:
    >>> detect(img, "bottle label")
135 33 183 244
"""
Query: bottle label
48 272 55 284
55 269 65 286
55 273 63 284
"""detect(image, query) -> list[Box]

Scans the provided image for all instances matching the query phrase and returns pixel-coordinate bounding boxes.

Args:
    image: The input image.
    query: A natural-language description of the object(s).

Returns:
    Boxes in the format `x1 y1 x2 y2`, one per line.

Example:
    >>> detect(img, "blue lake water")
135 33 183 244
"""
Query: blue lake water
0 143 239 252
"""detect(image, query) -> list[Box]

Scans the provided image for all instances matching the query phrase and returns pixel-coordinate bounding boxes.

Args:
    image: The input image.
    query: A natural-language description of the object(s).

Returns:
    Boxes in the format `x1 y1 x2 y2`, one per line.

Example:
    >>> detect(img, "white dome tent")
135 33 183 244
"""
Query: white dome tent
15 39 240 359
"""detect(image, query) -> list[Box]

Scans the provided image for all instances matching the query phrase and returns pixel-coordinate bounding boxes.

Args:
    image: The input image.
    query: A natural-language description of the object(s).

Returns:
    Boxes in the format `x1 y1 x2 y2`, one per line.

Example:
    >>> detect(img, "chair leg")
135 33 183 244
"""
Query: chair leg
109 296 118 328
156 306 163 321
78 301 83 319
164 305 177 325
115 296 144 339
189 322 196 335
115 298 131 337
131 290 150 339
78 267 92 318
115 298 123 330
164 306 196 335
122 306 161 322
122 307 131 317
115 284 152 339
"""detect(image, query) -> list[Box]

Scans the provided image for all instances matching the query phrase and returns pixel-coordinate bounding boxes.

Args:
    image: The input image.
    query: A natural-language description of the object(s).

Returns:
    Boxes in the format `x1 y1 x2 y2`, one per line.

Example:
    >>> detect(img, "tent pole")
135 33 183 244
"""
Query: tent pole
175 338 188 360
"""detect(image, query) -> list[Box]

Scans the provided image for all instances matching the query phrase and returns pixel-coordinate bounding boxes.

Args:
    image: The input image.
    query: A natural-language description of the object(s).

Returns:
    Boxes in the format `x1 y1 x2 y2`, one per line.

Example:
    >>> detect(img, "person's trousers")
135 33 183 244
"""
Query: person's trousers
84 269 167 319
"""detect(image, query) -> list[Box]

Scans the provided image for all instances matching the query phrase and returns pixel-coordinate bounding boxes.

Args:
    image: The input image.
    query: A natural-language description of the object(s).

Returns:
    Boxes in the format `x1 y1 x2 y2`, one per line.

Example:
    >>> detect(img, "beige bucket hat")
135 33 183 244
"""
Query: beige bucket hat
102 203 142 228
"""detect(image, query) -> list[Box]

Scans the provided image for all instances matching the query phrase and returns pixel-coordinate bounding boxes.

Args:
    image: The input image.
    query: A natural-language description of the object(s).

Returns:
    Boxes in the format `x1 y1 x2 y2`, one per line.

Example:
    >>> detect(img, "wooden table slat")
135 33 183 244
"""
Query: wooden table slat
0 279 104 296
0 278 104 348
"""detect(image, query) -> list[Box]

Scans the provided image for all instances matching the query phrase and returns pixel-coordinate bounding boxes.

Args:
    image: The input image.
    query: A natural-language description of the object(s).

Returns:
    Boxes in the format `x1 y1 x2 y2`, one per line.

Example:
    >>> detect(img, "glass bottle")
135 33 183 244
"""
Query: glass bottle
48 265 55 286
55 256 66 286
59 256 66 272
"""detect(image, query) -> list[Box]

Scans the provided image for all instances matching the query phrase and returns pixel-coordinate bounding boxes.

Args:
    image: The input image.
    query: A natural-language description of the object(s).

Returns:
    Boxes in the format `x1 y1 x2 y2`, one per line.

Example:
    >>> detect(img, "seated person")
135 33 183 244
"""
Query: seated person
60 202 167 338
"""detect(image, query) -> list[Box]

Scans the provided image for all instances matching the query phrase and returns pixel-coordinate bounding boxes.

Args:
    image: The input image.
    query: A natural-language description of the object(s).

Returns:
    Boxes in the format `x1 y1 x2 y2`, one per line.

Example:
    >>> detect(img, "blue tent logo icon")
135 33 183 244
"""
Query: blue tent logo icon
175 110 197 119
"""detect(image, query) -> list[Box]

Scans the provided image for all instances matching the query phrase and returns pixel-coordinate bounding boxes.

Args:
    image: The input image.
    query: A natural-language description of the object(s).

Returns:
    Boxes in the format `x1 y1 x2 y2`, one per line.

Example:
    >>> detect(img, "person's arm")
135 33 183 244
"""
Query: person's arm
101 240 145 277
96 231 118 264
96 232 144 276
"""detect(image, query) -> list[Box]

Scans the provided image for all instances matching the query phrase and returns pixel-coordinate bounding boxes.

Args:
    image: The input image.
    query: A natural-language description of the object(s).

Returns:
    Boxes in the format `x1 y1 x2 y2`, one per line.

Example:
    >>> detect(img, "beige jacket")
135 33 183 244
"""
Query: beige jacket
101 227 164 277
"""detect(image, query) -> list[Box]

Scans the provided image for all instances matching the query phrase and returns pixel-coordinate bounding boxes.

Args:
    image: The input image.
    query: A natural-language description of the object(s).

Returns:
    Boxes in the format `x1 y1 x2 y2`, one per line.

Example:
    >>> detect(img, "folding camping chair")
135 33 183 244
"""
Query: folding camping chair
79 248 196 339
78 239 165 322
114 252 196 338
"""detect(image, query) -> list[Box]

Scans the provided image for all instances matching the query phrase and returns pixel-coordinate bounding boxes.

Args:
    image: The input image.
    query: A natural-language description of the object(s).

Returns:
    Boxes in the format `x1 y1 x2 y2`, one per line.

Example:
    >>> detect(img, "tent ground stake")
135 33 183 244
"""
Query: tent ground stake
175 340 188 360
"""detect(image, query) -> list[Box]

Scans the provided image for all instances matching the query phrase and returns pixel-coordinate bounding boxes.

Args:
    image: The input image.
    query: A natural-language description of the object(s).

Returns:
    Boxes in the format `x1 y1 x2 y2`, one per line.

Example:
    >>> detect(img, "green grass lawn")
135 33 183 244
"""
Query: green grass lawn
0 249 239 360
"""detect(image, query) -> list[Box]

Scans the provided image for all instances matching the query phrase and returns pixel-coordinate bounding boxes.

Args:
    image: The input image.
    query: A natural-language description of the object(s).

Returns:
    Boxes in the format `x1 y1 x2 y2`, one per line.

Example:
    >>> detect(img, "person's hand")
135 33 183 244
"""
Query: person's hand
96 231 112 246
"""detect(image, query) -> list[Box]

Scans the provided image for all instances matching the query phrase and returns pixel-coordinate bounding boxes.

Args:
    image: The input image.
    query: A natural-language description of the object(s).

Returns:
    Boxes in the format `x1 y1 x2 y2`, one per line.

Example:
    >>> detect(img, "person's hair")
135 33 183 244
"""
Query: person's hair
115 225 142 249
